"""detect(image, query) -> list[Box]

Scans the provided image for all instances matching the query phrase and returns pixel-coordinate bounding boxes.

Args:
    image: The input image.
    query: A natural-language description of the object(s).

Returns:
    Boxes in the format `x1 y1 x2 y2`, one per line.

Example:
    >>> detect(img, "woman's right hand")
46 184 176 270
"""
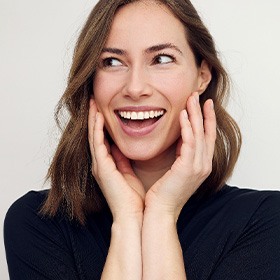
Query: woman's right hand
88 99 145 222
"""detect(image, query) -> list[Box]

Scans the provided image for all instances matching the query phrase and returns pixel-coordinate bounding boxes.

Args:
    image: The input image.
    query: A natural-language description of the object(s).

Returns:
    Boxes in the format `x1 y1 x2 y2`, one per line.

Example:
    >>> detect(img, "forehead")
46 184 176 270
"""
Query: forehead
105 1 187 49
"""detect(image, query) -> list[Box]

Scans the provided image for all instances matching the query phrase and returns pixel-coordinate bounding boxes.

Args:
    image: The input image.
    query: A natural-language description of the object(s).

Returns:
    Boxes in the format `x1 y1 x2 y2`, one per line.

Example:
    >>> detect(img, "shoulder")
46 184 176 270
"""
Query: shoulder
4 191 110 279
211 187 280 278
218 185 280 216
179 185 280 239
6 189 48 213
180 186 280 279
209 185 280 243
5 190 48 227
207 185 280 225
4 191 76 274
4 189 69 247
4 190 54 238
4 191 85 278
4 189 81 242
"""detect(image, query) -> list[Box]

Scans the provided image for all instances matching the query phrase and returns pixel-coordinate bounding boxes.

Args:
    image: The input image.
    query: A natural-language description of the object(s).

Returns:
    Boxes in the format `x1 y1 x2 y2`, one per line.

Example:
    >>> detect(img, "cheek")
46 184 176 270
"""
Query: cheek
152 71 196 104
93 73 117 111
93 74 104 105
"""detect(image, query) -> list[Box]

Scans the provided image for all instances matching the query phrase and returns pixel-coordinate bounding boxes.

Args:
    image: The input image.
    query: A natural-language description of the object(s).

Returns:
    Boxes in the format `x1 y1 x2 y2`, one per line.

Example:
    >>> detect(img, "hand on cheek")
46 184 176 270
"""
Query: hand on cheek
88 99 145 221
145 92 216 219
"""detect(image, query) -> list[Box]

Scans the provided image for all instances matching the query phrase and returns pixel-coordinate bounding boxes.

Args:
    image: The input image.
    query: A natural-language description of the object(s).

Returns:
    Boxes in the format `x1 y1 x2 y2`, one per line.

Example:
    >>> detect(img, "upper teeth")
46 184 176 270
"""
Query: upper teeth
119 110 165 120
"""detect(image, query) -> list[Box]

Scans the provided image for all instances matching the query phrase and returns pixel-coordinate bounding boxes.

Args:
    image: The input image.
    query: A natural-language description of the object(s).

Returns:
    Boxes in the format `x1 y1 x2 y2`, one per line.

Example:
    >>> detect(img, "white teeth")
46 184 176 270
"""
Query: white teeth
131 112 137 120
144 112 150 119
138 112 144 120
118 110 164 120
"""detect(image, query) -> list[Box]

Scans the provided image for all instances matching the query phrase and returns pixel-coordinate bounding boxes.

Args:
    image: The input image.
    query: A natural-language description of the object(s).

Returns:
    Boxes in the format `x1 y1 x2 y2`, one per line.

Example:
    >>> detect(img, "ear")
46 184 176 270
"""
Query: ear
197 60 212 94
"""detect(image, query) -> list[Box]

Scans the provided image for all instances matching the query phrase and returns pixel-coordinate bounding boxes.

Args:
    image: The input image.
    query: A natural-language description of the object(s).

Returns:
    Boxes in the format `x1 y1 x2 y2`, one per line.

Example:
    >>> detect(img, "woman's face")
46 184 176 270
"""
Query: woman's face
94 1 211 162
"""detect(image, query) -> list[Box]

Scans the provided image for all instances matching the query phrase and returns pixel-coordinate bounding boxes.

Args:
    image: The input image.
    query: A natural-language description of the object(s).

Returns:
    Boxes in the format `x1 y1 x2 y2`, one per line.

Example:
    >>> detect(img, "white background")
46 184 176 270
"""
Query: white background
1 1 280 278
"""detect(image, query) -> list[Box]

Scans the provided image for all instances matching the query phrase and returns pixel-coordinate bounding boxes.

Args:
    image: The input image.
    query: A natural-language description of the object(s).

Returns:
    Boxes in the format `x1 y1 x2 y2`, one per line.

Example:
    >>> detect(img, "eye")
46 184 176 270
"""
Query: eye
153 54 175 65
101 57 123 68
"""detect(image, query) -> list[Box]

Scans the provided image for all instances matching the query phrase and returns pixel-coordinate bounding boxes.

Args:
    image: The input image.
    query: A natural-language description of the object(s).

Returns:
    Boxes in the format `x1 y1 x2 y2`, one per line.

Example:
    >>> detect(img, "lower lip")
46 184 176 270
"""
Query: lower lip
116 114 164 137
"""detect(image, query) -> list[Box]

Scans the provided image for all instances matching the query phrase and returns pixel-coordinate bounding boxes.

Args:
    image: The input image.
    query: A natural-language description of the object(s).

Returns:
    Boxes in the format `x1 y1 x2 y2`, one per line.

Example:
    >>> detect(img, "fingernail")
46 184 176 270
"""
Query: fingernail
183 109 188 119
192 93 199 105
210 100 214 110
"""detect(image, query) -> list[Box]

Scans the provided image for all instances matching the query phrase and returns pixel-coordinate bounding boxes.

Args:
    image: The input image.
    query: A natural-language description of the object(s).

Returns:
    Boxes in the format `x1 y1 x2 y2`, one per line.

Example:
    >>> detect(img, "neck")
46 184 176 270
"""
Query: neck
131 143 177 192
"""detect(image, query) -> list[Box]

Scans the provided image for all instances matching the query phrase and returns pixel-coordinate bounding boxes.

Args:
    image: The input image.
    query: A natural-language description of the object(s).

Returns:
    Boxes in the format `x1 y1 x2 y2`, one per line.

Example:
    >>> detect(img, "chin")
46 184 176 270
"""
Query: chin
121 149 157 162
118 141 177 163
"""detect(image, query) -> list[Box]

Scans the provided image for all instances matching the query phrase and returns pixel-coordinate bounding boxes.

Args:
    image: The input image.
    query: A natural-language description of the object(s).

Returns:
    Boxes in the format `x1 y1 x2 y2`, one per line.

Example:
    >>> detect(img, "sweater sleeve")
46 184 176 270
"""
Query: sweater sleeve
4 191 80 280
210 192 280 280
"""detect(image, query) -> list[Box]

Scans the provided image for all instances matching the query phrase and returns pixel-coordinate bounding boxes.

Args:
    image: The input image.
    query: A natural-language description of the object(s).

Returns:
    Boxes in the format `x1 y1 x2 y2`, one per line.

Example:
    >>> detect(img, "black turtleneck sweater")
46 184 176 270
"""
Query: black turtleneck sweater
4 185 280 279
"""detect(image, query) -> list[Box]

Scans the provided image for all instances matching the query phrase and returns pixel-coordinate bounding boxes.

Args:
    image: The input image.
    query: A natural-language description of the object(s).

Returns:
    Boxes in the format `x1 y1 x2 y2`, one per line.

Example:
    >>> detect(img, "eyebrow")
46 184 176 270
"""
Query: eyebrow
145 43 183 55
101 43 183 56
101 47 126 55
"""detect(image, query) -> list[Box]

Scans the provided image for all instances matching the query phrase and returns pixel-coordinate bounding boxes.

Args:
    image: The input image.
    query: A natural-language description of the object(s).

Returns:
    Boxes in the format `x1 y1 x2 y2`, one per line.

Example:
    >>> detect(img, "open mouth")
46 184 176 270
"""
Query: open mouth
116 109 166 129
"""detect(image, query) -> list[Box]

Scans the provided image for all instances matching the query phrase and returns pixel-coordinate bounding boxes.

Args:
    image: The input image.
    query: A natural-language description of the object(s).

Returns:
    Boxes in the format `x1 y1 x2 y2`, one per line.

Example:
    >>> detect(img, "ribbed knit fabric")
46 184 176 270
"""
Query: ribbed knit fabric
4 185 280 279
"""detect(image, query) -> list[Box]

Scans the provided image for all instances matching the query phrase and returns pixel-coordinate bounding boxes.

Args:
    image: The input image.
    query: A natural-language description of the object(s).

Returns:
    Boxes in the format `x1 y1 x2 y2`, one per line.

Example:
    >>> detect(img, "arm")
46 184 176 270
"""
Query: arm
88 100 145 280
142 210 186 280
101 216 143 279
142 94 216 279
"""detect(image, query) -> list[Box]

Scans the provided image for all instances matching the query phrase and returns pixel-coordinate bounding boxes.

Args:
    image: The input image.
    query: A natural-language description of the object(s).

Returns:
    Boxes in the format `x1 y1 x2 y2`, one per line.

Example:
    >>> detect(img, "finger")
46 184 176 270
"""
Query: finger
111 144 134 175
186 92 205 163
93 112 109 163
88 99 98 174
203 99 216 158
187 92 204 142
178 109 195 163
111 145 146 200
88 98 97 155
104 136 111 155
175 137 182 159
92 112 119 185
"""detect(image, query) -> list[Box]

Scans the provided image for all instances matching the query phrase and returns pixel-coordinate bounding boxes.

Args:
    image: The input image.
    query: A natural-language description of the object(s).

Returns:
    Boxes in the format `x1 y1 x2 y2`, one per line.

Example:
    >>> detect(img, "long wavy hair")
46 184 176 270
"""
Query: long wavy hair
41 0 242 224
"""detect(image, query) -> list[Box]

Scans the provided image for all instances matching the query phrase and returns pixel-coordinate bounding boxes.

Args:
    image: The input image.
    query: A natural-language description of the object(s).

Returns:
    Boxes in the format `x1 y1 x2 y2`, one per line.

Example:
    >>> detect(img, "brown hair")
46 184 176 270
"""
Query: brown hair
41 0 242 224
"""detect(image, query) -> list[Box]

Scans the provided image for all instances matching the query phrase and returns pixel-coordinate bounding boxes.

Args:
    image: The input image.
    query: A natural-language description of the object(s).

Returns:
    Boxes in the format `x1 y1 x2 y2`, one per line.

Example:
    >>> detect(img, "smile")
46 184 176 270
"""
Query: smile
118 110 165 120
115 108 166 136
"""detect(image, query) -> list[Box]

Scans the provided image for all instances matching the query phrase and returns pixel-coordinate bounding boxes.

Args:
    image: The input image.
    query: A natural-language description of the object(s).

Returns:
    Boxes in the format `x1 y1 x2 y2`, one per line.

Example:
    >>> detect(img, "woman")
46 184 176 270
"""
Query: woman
4 0 280 279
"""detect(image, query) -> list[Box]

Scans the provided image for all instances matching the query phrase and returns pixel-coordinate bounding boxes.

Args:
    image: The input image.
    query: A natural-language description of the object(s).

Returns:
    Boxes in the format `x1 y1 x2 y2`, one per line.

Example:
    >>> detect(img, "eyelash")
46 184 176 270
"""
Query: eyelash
152 53 176 65
101 57 123 68
100 53 176 68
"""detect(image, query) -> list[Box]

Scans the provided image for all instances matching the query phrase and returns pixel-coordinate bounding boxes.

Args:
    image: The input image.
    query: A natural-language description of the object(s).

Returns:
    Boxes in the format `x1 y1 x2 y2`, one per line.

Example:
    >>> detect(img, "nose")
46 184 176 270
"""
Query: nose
123 65 152 100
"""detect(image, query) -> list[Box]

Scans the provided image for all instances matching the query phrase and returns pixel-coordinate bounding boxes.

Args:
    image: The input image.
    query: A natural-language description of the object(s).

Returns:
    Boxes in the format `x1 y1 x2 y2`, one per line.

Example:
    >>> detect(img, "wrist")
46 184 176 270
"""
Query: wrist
143 206 179 225
145 190 186 222
112 212 143 228
144 201 184 223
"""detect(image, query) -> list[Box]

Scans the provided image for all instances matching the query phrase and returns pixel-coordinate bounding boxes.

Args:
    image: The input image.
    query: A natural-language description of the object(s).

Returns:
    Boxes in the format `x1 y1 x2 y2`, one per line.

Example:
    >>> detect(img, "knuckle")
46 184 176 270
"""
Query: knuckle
203 162 212 177
193 163 212 178
192 165 202 176
188 138 196 150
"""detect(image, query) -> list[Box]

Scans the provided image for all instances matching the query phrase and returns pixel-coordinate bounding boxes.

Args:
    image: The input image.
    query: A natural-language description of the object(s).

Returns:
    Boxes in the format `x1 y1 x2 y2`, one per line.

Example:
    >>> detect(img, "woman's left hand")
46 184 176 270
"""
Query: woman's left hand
145 92 216 220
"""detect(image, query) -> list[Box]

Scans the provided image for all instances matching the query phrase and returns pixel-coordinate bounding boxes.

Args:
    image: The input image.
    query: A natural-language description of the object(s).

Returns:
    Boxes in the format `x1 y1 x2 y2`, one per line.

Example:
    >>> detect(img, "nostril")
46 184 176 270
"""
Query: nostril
124 73 152 98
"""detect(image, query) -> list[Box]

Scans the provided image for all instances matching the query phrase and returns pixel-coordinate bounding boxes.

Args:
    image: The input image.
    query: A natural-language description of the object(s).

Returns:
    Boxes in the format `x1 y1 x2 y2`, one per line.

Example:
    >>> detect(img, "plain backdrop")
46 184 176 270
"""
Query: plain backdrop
1 0 280 278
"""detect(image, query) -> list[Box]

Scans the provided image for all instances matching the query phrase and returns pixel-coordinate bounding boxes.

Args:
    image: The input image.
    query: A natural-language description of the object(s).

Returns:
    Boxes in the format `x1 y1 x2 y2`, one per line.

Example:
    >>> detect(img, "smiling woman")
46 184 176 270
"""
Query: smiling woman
4 0 280 279
94 3 210 164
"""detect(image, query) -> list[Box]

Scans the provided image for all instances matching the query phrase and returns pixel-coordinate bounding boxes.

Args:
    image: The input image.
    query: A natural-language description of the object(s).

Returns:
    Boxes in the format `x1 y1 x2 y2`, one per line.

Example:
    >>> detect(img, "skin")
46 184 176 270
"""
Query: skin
88 1 216 279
